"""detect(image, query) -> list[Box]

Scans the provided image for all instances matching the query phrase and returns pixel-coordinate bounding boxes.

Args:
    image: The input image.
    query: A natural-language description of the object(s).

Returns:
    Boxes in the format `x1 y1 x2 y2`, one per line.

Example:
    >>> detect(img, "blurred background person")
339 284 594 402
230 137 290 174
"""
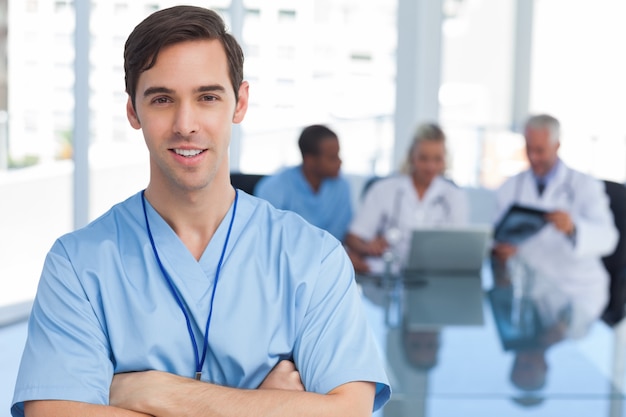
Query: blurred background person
254 124 352 242
493 274 590 396
491 114 618 326
345 122 469 274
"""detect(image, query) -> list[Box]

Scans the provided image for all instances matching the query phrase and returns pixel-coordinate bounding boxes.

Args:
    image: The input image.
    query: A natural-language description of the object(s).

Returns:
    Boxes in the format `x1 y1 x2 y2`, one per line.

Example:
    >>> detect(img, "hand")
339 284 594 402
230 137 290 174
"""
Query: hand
258 360 304 391
364 236 388 257
492 242 517 262
545 210 575 235
346 248 370 274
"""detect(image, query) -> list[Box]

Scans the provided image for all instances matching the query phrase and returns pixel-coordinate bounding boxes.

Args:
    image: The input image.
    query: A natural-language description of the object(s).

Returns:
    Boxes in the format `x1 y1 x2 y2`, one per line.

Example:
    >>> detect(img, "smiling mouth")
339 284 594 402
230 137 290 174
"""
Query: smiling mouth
173 148 205 157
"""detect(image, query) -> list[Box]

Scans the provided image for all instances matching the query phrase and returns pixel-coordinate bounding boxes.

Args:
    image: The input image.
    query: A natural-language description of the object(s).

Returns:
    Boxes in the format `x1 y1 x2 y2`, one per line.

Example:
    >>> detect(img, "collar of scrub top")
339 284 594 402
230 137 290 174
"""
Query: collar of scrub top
141 188 239 380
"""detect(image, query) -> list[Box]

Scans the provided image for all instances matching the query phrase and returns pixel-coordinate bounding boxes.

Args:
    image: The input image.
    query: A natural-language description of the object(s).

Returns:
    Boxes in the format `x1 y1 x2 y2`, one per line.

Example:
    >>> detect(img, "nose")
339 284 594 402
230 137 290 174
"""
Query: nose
173 102 199 137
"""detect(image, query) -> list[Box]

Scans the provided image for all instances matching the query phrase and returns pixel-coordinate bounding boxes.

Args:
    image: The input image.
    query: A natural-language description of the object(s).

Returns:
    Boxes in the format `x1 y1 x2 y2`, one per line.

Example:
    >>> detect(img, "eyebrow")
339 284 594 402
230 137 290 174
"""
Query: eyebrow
142 84 227 98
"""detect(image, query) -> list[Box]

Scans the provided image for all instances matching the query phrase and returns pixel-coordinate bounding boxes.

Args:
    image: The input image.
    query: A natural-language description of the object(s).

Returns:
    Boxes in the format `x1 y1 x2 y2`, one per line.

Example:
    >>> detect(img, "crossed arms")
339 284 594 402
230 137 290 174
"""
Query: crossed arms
24 361 375 417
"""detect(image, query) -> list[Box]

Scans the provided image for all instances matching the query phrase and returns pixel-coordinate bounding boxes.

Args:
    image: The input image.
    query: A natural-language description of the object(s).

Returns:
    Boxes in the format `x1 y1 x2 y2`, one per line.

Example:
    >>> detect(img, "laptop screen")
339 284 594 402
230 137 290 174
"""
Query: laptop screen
404 226 493 274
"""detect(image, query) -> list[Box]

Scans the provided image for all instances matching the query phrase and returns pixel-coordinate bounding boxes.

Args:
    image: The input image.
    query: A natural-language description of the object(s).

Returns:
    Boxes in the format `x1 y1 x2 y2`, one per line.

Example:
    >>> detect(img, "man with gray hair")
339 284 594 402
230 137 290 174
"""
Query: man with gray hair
492 114 618 338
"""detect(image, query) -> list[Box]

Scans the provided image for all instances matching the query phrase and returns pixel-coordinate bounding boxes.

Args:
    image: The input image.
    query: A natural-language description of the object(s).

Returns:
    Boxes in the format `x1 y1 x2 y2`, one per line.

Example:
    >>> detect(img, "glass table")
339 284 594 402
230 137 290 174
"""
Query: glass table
3 269 624 417
357 266 626 417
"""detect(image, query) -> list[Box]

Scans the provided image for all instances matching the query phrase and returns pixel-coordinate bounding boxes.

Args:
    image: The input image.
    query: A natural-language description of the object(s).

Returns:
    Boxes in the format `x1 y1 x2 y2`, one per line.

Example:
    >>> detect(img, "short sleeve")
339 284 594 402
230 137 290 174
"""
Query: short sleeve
329 178 354 241
293 238 391 411
11 240 113 417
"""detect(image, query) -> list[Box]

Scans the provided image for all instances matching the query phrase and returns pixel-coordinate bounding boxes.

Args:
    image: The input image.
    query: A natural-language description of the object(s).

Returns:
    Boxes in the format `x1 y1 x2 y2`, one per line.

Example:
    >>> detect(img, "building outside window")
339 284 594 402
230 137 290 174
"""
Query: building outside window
1 0 625 308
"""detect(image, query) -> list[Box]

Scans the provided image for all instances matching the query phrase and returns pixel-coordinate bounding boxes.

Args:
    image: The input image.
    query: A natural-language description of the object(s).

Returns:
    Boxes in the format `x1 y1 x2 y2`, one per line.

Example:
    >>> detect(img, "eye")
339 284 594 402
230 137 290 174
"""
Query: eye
151 96 171 104
200 94 218 102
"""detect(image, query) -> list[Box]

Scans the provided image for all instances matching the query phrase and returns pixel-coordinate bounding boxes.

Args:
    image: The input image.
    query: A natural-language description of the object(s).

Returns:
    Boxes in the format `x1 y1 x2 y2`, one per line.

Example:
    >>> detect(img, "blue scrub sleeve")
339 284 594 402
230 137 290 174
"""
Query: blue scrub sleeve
293 239 391 411
12 240 113 417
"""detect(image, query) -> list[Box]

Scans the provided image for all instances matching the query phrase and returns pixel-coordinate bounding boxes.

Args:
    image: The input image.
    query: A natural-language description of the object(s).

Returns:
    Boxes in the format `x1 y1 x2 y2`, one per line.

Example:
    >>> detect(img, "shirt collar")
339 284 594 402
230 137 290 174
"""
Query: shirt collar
534 158 561 184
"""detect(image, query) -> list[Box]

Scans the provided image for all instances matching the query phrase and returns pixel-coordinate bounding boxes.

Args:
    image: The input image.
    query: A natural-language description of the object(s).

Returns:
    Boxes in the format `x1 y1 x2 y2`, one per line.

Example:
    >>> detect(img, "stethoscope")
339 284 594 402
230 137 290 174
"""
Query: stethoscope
429 195 451 220
514 167 575 205
379 182 452 245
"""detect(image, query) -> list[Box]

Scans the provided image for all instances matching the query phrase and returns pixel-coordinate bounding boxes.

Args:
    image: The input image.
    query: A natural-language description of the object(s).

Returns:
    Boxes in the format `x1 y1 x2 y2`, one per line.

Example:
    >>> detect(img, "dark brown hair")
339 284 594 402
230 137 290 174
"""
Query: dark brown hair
298 125 338 157
124 5 244 110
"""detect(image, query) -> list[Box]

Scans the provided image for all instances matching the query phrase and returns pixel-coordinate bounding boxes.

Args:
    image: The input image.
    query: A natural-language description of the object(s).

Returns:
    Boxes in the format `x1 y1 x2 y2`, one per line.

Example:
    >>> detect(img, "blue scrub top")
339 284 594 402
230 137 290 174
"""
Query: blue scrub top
11 191 389 416
254 165 353 242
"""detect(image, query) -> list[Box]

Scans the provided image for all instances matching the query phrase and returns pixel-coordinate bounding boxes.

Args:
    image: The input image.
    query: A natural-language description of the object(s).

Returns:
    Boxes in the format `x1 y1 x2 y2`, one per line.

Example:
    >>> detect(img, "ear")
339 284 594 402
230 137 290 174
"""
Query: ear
126 97 141 130
232 81 249 124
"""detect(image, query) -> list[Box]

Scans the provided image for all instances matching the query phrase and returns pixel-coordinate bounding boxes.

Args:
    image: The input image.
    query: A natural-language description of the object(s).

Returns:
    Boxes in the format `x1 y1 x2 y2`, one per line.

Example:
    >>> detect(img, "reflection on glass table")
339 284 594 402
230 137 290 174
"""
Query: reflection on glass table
356 266 626 417
489 282 573 398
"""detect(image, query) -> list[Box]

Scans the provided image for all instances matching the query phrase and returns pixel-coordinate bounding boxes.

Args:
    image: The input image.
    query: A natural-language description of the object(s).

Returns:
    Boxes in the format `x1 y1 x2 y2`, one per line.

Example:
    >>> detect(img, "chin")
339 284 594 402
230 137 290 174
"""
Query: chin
424 175 437 184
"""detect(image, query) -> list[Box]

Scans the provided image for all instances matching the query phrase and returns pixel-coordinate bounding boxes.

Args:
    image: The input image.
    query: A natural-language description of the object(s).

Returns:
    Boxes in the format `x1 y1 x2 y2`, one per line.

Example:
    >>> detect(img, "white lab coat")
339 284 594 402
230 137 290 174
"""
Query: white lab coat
530 276 597 340
350 174 469 272
495 161 618 319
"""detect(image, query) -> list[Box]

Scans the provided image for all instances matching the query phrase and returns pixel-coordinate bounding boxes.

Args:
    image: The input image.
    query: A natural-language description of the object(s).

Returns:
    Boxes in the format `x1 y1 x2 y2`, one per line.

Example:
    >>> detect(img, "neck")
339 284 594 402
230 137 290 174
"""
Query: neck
534 159 559 180
412 174 432 199
144 174 235 261
301 165 322 193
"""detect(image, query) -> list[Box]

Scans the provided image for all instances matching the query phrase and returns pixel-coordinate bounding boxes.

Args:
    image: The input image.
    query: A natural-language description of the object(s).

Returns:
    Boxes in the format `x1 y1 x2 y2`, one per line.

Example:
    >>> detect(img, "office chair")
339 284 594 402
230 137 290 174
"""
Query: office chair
229 172 266 195
601 180 626 326
360 175 383 200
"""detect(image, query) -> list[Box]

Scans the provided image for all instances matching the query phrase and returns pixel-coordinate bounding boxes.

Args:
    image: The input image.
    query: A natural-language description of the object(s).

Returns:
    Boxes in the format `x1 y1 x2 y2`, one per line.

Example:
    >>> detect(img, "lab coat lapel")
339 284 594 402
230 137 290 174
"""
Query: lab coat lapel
519 170 542 206
421 176 443 203
520 166 567 209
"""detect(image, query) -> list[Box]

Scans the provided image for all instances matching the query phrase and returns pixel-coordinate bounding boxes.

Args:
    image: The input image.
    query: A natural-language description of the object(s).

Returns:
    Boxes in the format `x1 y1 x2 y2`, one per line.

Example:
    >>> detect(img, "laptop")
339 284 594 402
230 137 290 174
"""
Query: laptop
403 226 493 275
402 226 493 328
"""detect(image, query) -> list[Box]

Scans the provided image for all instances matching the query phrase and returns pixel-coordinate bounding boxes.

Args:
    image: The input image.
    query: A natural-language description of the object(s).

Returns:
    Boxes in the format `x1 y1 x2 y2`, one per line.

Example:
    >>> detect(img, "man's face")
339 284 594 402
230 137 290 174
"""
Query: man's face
126 39 248 193
525 127 559 178
313 137 342 178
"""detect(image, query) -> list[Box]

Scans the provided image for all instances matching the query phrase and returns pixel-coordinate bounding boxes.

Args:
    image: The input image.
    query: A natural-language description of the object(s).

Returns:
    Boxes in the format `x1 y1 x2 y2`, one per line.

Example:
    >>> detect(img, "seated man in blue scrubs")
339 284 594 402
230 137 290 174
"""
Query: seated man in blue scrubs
254 124 353 242
11 6 390 417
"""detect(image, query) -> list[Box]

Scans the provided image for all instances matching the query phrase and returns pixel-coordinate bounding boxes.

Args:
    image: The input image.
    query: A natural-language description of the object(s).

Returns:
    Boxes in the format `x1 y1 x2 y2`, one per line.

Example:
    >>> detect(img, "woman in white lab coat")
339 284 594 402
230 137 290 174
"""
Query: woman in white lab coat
345 123 469 274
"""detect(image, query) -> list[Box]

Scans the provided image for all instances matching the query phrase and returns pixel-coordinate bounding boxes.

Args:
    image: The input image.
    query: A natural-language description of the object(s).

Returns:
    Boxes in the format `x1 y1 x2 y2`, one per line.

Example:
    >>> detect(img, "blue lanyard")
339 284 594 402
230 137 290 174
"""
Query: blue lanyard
141 189 239 380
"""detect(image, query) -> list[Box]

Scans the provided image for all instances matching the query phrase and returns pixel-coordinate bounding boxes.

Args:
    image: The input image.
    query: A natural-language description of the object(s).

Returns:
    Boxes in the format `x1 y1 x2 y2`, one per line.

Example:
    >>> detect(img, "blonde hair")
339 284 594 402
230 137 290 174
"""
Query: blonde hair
400 122 446 174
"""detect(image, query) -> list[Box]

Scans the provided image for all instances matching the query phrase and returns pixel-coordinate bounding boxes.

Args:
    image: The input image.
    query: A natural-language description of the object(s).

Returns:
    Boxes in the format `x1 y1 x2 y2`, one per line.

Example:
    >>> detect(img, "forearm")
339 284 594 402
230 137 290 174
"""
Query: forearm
158 382 371 417
344 233 372 256
112 371 375 417
24 400 153 417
